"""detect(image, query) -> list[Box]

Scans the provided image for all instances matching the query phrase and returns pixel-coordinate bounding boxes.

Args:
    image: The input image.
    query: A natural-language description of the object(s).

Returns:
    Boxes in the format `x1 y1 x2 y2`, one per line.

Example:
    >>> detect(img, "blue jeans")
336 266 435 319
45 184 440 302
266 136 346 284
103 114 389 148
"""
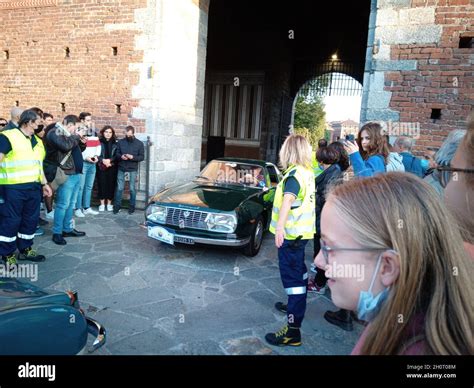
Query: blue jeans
114 170 137 209
76 162 97 209
53 174 81 234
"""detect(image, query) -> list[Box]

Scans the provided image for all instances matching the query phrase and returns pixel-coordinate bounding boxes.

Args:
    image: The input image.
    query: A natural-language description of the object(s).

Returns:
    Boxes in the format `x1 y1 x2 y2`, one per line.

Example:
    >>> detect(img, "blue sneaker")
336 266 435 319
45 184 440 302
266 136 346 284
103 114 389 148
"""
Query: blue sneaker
34 227 44 237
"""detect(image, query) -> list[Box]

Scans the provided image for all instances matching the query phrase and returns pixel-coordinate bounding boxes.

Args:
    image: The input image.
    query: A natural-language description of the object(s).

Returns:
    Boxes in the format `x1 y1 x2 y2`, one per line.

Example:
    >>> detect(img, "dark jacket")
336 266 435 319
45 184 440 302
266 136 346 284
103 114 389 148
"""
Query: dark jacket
99 138 118 167
2 121 18 131
315 163 342 234
116 137 144 172
43 126 86 182
99 138 118 159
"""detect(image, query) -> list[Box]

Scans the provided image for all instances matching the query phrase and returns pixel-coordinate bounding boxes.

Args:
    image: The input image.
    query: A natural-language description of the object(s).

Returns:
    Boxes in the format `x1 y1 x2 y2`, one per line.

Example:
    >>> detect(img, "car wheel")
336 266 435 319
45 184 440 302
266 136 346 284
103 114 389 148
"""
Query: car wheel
243 215 264 257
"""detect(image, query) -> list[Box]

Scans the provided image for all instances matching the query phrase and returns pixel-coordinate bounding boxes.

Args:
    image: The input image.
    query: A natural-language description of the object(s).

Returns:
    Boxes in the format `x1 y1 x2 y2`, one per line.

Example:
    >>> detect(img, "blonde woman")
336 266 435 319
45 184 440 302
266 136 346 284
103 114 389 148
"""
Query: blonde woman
266 135 315 347
314 172 473 355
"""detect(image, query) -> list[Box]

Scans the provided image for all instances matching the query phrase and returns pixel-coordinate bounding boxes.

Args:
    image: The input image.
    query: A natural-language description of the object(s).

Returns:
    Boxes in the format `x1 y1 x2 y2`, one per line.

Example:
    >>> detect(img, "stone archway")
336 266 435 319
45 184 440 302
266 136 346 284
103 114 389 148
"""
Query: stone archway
204 0 372 164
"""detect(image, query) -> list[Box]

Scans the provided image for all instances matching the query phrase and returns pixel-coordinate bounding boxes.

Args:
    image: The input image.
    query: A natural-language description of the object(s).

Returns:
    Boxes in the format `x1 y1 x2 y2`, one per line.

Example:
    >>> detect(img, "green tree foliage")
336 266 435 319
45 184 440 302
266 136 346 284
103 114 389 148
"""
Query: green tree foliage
293 95 326 148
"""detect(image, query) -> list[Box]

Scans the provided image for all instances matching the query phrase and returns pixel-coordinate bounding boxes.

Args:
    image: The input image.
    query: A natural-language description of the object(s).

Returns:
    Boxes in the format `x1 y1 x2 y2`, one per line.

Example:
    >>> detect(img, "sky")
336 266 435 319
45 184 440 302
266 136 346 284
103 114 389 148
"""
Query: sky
323 95 362 123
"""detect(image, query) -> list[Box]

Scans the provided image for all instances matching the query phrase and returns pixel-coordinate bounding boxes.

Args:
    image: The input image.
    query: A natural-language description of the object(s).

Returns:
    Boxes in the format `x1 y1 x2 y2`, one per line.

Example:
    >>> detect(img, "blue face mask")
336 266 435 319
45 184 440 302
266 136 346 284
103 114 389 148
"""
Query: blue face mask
357 253 390 322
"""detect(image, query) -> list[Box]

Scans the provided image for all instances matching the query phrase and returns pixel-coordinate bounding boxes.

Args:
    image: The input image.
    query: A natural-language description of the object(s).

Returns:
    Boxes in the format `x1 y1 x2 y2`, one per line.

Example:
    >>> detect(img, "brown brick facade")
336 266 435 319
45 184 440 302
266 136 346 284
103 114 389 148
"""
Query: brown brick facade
385 0 473 153
0 0 147 133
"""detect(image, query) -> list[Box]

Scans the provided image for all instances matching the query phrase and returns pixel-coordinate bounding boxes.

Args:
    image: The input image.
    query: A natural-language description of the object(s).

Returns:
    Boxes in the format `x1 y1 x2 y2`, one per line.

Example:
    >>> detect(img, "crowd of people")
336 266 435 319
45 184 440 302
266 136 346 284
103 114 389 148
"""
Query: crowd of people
1 106 472 356
0 107 145 265
266 118 473 355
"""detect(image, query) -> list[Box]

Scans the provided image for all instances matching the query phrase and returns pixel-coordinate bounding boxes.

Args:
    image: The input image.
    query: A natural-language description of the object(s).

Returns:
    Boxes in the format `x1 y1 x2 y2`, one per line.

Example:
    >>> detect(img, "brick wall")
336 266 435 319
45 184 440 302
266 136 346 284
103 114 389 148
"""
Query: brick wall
0 0 147 133
387 0 473 153
1 0 210 194
363 0 474 155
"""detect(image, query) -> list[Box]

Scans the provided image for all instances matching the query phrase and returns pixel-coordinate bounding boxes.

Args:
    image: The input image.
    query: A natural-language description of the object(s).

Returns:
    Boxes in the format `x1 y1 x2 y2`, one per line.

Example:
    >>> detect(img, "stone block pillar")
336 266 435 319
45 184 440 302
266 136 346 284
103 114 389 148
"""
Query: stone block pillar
132 0 209 195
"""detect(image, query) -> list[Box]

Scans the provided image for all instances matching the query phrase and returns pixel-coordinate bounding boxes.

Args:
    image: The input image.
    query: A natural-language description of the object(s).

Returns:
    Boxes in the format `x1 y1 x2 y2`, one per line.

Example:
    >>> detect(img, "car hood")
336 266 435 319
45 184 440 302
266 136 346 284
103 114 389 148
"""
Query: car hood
151 182 257 211
0 277 67 312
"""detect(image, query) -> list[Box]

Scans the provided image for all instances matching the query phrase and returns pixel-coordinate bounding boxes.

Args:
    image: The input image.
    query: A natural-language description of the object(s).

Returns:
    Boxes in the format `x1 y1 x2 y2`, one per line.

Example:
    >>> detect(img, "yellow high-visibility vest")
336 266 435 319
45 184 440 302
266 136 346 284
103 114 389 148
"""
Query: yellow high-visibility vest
269 164 315 240
0 128 45 185
312 151 324 177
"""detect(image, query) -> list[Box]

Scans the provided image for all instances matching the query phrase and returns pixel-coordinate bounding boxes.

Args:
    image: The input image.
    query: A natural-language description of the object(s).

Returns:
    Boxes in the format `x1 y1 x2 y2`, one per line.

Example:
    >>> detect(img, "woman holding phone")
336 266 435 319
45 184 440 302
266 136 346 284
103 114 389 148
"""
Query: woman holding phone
343 122 388 177
324 123 389 331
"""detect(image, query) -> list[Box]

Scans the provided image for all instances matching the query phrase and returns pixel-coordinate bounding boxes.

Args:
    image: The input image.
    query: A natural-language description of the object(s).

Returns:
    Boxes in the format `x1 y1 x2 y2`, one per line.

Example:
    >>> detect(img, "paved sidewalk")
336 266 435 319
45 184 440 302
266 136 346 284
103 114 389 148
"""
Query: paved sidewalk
33 211 362 355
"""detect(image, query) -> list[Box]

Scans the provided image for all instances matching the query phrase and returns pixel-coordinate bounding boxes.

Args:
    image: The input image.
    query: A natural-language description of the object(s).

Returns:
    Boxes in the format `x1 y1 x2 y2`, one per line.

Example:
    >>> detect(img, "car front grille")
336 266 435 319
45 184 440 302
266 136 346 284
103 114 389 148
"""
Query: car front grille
165 207 209 230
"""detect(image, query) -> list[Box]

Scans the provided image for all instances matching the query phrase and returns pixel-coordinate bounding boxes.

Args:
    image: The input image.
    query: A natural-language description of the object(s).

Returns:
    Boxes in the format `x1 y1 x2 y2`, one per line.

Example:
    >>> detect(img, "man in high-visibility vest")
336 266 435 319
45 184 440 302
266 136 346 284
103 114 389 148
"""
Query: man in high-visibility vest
2 107 23 132
0 109 52 265
265 135 315 346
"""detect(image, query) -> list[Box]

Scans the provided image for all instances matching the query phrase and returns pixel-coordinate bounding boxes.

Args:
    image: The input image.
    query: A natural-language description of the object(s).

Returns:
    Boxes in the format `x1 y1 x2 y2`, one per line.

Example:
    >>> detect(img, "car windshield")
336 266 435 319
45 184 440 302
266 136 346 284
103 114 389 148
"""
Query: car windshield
198 161 266 188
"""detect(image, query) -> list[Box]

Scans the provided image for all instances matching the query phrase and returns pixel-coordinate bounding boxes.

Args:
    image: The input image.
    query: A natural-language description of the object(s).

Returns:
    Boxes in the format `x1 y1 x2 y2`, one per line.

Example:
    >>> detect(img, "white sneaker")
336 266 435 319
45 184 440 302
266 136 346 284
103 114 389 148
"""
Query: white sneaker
107 204 114 211
83 208 99 215
46 210 55 220
75 209 85 218
98 205 105 212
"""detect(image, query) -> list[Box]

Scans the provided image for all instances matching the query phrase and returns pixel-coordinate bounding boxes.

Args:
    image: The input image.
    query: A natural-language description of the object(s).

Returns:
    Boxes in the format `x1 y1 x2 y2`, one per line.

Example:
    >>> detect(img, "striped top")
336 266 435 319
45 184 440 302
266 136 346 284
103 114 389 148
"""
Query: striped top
81 136 101 160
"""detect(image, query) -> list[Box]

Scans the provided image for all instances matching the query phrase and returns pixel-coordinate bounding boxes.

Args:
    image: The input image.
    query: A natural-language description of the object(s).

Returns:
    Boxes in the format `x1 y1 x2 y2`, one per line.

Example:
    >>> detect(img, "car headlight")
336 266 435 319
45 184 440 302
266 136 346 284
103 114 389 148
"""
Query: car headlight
204 213 237 233
146 204 167 224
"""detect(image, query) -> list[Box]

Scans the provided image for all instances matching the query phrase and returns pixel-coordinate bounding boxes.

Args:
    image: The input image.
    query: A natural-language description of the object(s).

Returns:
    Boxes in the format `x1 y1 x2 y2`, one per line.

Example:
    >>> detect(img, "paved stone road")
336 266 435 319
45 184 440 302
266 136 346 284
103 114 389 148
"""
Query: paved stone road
33 211 362 355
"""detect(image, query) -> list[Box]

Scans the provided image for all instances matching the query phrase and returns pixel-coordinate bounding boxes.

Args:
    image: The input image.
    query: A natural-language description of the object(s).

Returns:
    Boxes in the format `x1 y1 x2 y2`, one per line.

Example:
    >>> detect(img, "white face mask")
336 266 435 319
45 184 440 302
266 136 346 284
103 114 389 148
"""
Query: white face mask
356 251 395 322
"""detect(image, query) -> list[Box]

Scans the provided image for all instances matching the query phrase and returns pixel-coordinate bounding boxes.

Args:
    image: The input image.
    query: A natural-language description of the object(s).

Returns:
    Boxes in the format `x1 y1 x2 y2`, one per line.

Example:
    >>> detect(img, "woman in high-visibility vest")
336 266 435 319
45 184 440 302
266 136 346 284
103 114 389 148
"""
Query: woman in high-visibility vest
265 135 315 347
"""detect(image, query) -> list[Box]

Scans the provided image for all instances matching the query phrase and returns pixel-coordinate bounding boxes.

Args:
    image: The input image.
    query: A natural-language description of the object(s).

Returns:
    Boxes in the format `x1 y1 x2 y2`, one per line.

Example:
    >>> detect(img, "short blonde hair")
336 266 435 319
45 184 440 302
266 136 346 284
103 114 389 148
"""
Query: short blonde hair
278 134 312 171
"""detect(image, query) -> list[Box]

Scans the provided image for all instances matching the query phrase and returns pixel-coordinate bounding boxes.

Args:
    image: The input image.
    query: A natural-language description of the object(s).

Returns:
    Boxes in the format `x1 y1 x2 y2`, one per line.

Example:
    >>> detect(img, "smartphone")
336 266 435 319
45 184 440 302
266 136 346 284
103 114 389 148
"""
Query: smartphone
346 134 355 142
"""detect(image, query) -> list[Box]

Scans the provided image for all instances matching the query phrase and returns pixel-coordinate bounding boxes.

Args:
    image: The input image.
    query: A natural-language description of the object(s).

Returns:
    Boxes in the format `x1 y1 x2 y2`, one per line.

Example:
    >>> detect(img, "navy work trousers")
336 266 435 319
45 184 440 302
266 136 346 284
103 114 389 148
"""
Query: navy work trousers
278 238 309 328
0 186 41 256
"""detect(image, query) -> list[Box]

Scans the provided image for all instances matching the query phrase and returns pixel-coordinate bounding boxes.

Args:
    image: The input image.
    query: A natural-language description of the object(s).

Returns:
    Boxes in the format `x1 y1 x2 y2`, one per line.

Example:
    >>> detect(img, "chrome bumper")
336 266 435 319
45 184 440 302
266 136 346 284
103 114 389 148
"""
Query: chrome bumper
146 221 251 247
86 317 106 353
173 233 250 247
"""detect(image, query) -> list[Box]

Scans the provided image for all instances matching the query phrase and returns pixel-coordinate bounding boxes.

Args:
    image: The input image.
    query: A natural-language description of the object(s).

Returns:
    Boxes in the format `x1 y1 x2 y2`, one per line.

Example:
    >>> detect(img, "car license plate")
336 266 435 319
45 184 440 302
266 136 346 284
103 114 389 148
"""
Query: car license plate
148 226 174 245
174 236 195 245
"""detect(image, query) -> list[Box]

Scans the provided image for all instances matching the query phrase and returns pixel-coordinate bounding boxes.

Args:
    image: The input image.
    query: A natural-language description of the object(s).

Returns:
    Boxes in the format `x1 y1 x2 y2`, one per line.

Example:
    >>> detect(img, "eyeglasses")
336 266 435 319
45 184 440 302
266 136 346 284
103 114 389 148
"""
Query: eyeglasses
434 166 474 188
319 239 389 266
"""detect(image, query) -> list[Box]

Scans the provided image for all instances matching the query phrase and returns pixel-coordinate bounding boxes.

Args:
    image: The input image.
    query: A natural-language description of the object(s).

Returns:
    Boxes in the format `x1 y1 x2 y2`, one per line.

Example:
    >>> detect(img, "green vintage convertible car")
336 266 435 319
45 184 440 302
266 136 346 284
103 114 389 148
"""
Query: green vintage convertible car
145 158 282 256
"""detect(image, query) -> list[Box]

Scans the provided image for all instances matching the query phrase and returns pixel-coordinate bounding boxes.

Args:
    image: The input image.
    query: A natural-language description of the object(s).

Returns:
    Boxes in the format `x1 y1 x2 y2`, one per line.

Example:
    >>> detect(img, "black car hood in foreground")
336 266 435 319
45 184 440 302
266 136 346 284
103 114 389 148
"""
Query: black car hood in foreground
151 182 259 211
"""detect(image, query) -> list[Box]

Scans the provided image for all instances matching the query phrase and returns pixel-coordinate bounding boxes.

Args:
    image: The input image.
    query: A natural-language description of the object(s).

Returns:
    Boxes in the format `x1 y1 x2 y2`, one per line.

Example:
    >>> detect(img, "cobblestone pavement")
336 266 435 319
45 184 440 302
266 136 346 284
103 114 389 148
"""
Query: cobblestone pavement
33 211 363 355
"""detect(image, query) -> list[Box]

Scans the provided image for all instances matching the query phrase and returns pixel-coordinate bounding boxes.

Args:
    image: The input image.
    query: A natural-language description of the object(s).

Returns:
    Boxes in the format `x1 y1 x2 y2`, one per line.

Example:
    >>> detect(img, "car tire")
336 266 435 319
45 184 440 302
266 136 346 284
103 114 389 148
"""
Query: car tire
243 215 264 257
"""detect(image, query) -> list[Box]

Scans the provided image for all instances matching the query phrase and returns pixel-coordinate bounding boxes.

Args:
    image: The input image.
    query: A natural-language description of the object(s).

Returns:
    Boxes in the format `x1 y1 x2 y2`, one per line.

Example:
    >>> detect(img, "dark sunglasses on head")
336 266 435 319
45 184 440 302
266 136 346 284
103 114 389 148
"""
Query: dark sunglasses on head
435 165 474 188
